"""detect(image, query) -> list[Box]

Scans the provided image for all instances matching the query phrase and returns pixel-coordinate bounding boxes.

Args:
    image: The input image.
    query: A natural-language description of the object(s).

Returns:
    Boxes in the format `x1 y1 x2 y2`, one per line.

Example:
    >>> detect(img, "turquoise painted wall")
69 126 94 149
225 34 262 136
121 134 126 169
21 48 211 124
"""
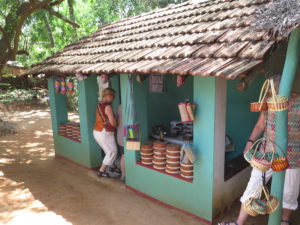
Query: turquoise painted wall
48 75 101 168
148 75 194 130
122 75 215 221
225 77 265 162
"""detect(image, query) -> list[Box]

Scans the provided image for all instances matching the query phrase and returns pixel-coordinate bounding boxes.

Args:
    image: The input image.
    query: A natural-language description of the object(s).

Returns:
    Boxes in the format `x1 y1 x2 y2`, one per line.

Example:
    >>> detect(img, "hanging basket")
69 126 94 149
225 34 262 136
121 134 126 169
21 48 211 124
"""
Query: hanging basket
267 78 289 112
262 186 279 214
252 199 267 215
242 198 259 217
266 195 279 214
271 156 289 171
250 80 269 112
251 157 272 172
266 139 290 172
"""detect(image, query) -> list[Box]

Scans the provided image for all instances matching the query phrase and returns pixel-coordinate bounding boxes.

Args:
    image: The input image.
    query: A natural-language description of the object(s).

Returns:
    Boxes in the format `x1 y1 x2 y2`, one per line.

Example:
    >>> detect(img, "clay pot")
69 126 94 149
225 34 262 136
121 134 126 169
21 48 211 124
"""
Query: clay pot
166 143 181 151
142 141 153 148
153 152 166 157
166 156 180 162
153 140 168 148
166 161 180 168
165 166 180 174
180 169 193 177
153 147 166 154
152 156 166 163
141 157 153 164
141 153 153 159
153 162 166 170
140 152 154 156
180 162 193 171
141 149 153 154
166 150 181 157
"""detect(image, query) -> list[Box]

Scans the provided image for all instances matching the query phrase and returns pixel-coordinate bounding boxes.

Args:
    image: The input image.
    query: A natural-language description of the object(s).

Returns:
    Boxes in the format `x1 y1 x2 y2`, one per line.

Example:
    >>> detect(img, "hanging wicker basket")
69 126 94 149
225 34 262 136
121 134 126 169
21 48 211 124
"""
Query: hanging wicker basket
271 156 289 171
242 198 259 217
262 186 279 214
250 80 269 112
266 195 279 214
252 199 267 215
267 78 289 112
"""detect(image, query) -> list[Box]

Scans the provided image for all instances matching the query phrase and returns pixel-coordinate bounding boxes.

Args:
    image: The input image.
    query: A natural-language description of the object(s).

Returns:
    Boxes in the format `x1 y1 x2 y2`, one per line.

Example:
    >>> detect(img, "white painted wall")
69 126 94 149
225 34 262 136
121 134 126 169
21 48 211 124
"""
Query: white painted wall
213 78 251 218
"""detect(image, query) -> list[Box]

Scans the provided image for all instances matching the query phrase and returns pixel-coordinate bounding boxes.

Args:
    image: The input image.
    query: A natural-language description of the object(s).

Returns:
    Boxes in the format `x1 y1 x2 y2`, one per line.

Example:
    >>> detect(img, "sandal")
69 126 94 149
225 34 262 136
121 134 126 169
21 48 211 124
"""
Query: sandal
217 223 238 225
281 220 292 225
97 170 110 177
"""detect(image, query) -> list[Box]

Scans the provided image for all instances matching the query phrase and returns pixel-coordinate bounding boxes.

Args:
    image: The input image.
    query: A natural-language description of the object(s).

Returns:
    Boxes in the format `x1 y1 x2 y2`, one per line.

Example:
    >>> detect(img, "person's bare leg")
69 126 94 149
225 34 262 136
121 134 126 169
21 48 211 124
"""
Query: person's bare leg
99 164 108 172
236 206 249 225
120 154 125 178
281 208 292 224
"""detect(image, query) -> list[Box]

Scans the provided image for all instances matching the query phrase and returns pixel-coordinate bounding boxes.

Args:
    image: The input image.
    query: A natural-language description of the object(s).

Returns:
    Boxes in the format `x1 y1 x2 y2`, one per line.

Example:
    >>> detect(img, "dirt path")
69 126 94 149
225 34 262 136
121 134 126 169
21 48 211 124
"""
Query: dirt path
0 108 206 225
1 108 299 225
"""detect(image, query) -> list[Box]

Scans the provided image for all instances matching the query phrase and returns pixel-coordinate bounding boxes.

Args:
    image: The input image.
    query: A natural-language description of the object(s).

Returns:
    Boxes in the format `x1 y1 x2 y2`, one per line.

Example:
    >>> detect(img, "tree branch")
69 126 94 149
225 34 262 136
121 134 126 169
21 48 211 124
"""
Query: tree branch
49 0 65 7
44 6 80 28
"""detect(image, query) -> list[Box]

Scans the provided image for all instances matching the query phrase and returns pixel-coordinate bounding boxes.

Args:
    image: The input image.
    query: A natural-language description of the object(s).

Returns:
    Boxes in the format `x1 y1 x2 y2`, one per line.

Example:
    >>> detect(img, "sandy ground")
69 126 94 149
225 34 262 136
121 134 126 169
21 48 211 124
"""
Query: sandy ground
0 107 299 225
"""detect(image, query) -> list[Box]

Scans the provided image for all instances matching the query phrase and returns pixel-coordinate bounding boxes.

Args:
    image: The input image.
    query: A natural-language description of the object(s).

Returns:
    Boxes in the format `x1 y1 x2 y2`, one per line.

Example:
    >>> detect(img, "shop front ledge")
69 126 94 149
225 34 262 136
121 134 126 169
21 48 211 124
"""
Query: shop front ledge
136 161 193 183
58 134 82 143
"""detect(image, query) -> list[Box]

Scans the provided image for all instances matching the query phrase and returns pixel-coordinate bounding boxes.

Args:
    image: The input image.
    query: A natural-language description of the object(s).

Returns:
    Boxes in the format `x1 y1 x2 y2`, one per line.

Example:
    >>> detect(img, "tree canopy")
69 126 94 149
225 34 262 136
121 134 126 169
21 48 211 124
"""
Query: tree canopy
0 0 185 76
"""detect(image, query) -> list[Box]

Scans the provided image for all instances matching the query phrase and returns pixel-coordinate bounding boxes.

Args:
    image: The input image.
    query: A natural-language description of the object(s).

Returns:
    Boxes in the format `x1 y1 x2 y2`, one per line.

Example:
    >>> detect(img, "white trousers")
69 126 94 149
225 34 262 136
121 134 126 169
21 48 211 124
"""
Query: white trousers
93 130 117 166
240 167 300 210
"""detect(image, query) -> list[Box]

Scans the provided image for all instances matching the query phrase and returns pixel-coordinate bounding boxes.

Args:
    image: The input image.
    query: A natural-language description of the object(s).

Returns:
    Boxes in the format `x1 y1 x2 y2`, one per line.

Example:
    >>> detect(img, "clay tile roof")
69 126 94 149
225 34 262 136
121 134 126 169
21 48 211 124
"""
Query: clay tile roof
26 0 289 79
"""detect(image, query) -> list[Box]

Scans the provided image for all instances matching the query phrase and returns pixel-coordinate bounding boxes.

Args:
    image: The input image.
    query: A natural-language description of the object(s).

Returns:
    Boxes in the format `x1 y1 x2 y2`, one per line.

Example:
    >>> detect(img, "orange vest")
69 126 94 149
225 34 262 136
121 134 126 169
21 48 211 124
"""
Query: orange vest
94 102 115 132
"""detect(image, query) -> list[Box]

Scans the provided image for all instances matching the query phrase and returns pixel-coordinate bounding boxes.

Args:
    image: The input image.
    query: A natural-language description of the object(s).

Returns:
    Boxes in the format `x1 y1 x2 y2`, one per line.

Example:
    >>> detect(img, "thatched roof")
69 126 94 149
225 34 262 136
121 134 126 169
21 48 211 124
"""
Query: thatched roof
251 0 300 38
24 0 299 80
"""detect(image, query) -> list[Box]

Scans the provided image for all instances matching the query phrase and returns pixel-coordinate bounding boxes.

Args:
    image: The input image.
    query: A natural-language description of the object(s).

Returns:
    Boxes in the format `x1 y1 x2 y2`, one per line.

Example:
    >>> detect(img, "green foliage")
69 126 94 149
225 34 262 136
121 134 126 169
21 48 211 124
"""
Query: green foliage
0 89 47 103
66 78 78 111
13 0 185 67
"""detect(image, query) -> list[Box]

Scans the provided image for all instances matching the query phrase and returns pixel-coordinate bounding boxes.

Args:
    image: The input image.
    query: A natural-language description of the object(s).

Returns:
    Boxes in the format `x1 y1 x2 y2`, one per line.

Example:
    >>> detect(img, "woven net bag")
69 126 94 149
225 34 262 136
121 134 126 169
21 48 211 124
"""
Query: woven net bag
250 80 269 112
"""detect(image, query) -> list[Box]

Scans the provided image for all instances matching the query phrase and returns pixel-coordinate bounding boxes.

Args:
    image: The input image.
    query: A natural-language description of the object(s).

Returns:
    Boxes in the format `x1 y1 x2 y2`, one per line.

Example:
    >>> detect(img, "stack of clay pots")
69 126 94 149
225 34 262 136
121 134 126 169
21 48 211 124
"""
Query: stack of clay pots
180 161 194 179
165 143 181 174
152 141 168 170
140 142 154 165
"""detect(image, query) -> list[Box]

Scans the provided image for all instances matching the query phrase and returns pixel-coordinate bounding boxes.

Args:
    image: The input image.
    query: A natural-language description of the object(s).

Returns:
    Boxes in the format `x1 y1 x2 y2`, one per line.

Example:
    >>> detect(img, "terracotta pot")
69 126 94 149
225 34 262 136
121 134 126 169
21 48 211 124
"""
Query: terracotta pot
153 140 168 148
153 163 166 170
142 141 153 148
166 156 180 162
141 154 153 159
166 165 180 170
153 147 166 153
181 174 193 179
180 162 193 171
180 170 193 177
166 150 180 157
152 157 166 163
154 152 166 157
140 151 154 156
141 157 153 164
166 143 181 151
166 162 180 168
141 148 153 154
165 166 180 174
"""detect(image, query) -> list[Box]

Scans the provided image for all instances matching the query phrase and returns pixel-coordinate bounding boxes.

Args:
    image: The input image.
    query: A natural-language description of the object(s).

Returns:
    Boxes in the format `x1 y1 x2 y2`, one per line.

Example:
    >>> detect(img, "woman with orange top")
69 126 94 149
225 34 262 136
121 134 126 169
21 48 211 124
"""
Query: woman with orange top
93 87 118 177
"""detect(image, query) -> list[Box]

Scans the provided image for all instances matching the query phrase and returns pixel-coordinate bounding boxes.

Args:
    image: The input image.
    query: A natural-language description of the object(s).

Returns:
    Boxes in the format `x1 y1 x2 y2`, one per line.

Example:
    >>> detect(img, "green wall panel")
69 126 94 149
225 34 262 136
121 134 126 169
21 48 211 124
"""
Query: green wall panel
122 75 215 221
148 75 194 130
48 75 101 168
225 78 264 161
